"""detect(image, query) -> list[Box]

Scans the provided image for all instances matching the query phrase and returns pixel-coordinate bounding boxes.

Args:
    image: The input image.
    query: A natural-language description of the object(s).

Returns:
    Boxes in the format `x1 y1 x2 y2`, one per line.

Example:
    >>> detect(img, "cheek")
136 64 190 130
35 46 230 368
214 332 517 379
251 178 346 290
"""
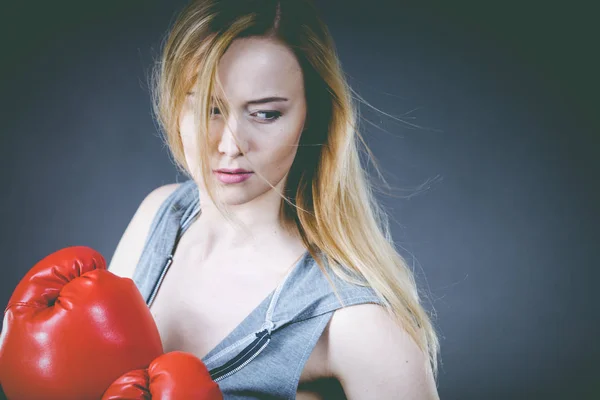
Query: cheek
178 110 201 171
179 110 195 142
263 131 302 176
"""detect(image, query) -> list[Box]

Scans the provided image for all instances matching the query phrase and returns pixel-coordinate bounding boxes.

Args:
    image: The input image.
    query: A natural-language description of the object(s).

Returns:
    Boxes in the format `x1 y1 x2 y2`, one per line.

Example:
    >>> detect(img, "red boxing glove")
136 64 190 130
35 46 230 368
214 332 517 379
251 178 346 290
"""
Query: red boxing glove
102 351 223 400
0 246 164 400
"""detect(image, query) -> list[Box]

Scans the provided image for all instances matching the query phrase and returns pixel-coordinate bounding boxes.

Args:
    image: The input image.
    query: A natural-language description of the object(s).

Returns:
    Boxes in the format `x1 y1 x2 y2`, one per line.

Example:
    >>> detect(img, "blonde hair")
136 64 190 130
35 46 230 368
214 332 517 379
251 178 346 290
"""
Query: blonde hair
150 0 439 375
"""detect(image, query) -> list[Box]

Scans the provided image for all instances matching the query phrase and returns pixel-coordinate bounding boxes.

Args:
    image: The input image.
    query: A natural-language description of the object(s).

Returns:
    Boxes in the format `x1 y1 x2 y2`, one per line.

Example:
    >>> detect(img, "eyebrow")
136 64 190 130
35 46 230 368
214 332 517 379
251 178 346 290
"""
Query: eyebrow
189 93 289 106
208 96 289 106
245 96 288 106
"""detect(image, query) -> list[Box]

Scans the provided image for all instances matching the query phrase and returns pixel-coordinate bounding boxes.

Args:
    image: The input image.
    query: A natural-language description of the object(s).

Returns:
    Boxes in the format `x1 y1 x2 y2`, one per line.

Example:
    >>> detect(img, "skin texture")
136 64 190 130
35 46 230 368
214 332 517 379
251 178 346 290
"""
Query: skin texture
327 304 440 399
178 36 307 251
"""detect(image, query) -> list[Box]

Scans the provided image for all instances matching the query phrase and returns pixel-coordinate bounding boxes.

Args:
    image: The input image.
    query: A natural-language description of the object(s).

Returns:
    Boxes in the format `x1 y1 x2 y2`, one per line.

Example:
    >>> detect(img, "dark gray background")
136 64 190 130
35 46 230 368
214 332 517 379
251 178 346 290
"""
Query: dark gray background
1 1 598 399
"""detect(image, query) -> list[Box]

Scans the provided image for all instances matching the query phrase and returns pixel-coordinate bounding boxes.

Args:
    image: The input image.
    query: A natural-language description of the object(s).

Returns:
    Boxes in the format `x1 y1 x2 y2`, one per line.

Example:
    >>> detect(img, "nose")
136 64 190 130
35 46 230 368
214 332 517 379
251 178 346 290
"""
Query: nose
217 113 246 157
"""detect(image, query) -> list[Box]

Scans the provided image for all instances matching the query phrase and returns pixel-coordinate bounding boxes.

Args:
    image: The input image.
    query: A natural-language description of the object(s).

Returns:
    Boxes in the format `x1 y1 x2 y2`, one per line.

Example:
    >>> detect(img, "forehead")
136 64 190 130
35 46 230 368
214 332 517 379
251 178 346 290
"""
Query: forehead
215 36 304 100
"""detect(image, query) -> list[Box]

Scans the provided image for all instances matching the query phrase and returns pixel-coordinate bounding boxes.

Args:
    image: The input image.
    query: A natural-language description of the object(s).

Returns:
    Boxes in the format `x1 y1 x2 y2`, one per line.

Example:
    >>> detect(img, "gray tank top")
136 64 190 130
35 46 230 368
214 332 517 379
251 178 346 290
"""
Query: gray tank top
132 180 384 399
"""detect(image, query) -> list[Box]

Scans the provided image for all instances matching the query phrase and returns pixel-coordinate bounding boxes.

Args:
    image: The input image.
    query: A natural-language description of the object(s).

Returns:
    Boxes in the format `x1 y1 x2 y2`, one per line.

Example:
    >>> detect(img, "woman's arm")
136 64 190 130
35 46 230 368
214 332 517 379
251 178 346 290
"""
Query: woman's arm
328 303 439 400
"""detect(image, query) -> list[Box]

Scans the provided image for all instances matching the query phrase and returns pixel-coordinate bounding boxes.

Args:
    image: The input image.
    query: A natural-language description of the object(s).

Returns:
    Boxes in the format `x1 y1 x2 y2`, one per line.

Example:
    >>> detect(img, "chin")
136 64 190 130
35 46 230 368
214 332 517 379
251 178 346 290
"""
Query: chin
196 176 279 206
221 189 266 206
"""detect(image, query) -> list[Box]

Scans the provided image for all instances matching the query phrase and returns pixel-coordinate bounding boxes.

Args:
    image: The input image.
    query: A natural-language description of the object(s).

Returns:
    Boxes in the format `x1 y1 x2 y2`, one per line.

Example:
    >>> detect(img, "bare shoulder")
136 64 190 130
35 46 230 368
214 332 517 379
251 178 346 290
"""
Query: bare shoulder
107 183 181 279
327 303 439 399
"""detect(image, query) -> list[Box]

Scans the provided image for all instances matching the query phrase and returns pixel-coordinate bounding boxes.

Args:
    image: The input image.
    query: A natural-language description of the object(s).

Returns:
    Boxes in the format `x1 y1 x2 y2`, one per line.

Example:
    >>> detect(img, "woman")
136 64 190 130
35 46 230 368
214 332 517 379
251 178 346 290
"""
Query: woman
109 0 440 398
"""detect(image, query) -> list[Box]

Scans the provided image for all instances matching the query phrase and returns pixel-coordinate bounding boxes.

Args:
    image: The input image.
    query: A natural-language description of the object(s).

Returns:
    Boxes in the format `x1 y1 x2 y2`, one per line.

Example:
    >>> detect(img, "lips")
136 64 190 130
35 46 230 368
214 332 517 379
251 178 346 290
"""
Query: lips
214 170 253 184
215 169 252 174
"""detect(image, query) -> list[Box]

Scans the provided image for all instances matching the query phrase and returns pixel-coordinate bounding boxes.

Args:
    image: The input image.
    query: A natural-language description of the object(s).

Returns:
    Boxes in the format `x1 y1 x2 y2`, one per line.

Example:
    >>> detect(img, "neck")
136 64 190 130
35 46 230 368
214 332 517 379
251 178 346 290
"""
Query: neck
192 188 300 252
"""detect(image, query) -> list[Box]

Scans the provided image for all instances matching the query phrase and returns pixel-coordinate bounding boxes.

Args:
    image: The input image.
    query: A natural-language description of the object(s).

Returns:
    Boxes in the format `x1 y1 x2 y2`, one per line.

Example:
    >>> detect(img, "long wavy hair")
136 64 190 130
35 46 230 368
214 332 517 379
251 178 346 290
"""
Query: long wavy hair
150 0 439 375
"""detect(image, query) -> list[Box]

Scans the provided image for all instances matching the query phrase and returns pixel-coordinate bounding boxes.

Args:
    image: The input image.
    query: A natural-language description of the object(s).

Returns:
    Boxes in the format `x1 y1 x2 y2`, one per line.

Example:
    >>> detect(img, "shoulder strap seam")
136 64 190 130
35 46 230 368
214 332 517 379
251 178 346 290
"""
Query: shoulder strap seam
133 187 179 275
274 294 384 329
132 182 191 298
142 183 187 253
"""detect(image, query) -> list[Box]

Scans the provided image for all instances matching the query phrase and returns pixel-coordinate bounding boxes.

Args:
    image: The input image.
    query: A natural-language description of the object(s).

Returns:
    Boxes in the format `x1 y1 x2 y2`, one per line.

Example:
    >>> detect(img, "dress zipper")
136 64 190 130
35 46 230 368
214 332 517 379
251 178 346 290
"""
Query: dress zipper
210 329 272 382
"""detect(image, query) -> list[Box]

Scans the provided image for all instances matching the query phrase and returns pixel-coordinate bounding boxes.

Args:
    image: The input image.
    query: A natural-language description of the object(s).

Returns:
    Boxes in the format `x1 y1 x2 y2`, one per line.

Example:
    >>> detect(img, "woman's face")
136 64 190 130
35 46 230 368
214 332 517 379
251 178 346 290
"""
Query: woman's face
179 36 307 206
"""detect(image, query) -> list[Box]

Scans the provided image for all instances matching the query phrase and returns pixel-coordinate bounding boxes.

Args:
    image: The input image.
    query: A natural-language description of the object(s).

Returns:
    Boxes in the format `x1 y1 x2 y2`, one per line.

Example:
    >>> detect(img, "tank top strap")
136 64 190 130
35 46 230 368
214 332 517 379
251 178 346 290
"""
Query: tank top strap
202 252 386 397
199 250 385 379
132 180 200 302
266 252 385 333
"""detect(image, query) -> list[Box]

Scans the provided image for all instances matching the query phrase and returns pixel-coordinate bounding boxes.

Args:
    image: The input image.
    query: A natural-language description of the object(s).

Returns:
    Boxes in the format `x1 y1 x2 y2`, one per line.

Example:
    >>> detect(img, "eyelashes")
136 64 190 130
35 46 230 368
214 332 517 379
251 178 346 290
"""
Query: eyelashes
185 94 283 123
250 110 282 122
210 107 282 123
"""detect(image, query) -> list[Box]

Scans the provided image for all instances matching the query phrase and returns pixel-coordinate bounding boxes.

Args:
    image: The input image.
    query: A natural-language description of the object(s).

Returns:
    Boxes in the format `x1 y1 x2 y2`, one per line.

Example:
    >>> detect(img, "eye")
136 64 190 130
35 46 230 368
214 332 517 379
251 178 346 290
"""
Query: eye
210 106 221 116
251 110 282 122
